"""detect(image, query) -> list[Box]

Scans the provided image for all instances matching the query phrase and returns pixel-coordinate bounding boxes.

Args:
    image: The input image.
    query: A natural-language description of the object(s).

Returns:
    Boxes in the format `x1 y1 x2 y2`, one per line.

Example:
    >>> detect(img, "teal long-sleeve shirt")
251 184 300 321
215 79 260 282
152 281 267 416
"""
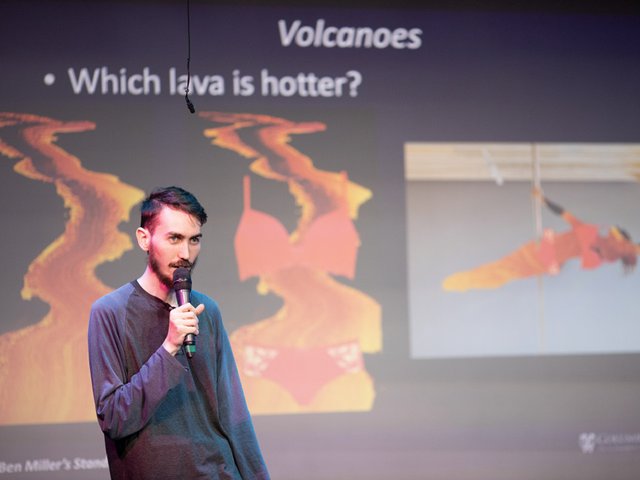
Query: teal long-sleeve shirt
88 281 269 480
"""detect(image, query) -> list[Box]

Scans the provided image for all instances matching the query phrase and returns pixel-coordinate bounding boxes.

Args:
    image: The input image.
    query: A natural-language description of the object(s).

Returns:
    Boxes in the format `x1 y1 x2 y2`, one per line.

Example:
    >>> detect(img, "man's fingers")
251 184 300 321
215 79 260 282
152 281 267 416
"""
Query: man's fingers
177 303 205 315
169 303 203 339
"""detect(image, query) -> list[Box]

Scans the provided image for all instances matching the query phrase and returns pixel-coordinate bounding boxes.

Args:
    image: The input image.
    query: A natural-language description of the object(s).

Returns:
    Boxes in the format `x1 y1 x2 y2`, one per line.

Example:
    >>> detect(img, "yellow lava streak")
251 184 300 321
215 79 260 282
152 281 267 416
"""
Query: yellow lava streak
0 113 144 425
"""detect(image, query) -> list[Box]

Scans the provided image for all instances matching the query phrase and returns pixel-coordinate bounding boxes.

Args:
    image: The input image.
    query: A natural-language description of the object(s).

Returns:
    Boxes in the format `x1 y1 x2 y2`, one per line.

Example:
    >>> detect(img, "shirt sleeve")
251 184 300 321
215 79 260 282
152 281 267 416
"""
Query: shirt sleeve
211 303 271 480
88 296 187 440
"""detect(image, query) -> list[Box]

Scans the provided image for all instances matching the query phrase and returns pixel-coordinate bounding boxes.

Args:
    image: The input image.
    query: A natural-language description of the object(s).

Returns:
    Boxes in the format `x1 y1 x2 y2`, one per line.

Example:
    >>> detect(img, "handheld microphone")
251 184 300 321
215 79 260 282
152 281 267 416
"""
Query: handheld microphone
173 267 195 358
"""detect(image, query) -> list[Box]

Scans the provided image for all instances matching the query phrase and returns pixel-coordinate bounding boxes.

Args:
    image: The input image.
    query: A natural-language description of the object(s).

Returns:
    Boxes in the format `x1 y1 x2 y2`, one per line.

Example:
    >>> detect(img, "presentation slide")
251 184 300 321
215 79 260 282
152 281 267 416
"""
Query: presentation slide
1 1 639 479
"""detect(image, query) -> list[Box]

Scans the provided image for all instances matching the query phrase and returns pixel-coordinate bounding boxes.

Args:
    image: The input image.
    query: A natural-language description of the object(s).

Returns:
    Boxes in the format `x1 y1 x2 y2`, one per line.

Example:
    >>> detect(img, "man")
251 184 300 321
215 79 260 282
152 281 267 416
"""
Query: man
88 186 270 479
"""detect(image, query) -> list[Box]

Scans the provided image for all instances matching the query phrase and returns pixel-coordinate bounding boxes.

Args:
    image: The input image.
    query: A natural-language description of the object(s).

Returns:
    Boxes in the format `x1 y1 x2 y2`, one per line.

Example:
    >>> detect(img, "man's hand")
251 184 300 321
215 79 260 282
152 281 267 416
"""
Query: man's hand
162 303 205 356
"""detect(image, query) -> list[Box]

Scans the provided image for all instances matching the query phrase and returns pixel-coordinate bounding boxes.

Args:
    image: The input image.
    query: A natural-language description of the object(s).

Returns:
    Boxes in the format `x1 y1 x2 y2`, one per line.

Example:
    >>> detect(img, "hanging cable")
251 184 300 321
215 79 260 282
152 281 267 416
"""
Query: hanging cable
185 0 195 113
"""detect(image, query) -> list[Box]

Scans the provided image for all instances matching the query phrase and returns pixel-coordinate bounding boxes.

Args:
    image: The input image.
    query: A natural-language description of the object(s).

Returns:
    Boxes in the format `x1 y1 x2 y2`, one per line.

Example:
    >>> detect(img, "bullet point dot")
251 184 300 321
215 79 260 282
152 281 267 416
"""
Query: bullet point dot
44 73 56 86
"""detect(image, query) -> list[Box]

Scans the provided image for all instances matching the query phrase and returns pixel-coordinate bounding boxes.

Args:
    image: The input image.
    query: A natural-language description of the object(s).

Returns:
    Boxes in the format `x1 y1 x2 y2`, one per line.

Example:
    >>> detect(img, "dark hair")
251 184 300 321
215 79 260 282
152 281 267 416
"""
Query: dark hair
140 186 207 231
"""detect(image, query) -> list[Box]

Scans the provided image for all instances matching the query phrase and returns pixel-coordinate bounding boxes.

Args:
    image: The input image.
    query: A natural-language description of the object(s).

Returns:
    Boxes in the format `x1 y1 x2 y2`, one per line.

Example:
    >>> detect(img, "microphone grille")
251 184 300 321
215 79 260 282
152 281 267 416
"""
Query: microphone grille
173 267 192 290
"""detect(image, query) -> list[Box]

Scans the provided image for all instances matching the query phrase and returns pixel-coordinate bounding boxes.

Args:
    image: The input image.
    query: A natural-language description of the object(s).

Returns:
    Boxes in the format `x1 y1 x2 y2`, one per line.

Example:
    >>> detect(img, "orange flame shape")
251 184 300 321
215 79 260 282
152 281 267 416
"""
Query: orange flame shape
0 113 144 425
200 112 382 414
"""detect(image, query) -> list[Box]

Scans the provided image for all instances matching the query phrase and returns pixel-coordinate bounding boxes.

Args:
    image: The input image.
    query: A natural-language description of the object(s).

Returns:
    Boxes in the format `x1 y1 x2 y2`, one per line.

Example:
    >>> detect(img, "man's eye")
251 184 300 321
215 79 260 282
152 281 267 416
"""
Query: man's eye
190 237 201 245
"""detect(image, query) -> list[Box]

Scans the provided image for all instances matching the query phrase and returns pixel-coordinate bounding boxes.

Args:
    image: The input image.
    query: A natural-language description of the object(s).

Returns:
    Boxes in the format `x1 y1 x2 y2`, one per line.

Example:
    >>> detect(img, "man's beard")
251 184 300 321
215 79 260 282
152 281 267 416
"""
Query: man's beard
148 245 197 289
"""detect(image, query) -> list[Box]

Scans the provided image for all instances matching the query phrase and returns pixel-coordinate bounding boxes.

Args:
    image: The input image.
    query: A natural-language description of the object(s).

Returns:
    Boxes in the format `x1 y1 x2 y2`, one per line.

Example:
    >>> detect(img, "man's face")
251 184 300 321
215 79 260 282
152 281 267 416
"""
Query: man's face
146 206 202 289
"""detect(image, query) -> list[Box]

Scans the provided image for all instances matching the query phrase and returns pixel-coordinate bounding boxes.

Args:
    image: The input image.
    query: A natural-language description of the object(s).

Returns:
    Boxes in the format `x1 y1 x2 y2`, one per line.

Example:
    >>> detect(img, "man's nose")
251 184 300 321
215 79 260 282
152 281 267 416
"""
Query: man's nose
177 241 190 259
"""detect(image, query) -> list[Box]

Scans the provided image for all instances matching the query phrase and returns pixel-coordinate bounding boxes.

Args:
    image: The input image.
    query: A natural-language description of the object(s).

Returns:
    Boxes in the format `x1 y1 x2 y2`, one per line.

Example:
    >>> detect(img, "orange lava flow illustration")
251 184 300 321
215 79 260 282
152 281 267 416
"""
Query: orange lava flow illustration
200 112 382 414
0 113 144 425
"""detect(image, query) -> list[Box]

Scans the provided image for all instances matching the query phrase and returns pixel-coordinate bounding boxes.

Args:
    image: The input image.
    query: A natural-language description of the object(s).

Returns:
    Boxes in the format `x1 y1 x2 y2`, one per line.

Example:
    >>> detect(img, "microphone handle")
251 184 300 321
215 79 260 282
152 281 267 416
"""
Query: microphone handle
176 288 196 358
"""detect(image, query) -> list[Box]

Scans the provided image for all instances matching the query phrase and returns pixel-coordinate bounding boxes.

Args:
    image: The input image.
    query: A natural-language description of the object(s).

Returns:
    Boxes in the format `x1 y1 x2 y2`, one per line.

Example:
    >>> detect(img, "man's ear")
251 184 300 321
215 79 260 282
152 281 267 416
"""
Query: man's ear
136 227 151 252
